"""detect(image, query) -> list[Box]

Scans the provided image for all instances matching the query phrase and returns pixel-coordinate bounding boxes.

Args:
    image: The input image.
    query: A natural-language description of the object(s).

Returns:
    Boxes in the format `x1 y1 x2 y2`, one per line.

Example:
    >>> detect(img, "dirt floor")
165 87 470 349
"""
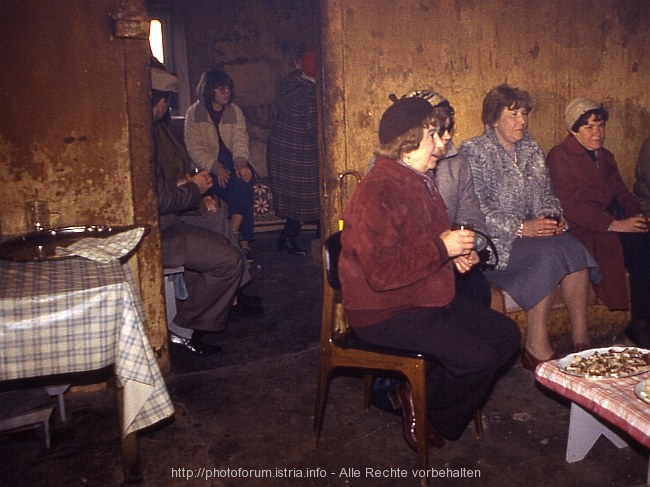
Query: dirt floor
1 231 648 487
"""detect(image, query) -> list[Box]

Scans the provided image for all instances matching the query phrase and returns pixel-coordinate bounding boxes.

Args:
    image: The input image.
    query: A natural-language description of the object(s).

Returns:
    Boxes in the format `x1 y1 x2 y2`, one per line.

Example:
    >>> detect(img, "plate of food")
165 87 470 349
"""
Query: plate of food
557 347 650 379
635 379 650 405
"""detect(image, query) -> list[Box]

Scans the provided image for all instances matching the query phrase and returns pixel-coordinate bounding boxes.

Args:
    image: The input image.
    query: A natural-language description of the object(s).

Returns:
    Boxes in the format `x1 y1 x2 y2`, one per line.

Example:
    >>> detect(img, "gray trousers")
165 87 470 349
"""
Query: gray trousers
162 210 245 333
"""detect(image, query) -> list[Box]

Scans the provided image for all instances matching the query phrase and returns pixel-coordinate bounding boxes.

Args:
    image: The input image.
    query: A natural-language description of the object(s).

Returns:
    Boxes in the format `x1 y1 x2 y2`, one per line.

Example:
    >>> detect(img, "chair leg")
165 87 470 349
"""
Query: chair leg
313 359 332 446
362 374 374 411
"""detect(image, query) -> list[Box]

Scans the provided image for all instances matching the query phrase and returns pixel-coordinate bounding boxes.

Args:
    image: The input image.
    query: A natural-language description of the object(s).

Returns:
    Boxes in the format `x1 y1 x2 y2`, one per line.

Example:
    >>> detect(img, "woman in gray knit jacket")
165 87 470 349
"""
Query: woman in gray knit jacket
458 84 601 370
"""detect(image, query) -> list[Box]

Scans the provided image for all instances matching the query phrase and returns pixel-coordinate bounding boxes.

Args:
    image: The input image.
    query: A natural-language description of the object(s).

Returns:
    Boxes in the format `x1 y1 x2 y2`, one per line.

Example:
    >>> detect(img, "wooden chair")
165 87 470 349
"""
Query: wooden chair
313 232 482 486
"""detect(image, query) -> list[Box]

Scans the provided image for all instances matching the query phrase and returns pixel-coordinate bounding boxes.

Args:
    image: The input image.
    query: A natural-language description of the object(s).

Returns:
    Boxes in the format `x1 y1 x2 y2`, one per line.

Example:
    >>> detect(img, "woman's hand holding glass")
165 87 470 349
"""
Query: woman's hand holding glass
522 215 566 237
441 229 479 273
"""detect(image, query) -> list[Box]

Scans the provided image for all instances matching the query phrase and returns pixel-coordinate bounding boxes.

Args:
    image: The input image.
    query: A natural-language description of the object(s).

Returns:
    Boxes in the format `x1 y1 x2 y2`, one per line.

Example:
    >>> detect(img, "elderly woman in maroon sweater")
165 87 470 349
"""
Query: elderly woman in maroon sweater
547 97 650 347
338 97 520 450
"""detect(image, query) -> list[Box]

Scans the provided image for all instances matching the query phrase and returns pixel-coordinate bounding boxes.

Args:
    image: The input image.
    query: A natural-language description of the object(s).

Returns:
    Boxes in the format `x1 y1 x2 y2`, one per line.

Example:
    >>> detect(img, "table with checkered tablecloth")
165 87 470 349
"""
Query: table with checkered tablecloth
0 258 174 436
536 359 650 484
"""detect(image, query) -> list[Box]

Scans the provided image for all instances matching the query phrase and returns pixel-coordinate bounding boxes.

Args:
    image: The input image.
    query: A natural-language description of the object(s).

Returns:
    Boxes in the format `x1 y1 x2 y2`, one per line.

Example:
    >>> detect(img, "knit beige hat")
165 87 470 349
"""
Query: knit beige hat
565 96 599 131
151 67 179 93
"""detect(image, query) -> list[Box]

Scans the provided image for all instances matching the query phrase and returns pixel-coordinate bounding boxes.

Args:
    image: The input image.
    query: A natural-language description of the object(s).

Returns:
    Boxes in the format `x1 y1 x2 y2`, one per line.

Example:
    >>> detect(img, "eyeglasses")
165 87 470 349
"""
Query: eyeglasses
582 122 606 131
215 86 232 93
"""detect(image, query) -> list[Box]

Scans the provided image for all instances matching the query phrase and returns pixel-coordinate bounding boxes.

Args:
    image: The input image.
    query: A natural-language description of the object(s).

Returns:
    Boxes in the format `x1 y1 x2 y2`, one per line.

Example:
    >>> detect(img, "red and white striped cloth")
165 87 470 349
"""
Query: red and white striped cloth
536 359 650 448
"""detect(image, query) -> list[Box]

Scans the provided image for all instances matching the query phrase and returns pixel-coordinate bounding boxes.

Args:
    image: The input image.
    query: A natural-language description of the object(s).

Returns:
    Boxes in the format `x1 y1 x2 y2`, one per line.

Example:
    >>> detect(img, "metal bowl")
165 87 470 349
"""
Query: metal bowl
0 225 148 261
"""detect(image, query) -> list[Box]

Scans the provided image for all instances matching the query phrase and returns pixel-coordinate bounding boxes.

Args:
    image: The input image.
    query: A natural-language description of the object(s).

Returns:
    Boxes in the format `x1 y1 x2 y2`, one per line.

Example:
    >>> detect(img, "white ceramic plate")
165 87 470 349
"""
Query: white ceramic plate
635 379 650 405
557 347 650 379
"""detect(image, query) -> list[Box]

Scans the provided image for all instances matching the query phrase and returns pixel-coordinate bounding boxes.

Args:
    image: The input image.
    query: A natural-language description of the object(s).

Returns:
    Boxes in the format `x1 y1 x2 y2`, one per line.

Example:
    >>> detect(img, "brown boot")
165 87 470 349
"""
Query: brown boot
389 382 445 451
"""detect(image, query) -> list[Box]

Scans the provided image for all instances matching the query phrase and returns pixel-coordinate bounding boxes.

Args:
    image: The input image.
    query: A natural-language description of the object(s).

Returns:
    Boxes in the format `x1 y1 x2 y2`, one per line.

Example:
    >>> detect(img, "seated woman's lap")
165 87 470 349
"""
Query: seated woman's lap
487 233 599 311
209 171 254 215
352 296 520 376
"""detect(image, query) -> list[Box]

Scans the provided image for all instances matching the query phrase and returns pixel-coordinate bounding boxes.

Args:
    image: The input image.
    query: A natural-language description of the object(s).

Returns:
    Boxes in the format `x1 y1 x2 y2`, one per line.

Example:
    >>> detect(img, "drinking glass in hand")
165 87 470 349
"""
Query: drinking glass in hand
452 221 477 250
452 221 474 231
543 211 562 225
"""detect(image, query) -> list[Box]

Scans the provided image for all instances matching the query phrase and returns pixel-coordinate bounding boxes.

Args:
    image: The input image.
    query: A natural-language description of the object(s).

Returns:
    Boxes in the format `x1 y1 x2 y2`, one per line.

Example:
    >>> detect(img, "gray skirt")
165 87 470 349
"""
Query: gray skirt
485 233 602 311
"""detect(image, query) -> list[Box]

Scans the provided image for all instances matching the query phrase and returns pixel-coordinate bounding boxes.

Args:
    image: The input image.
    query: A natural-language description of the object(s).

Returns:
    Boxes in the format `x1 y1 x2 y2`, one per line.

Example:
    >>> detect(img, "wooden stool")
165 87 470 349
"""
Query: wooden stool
0 389 55 449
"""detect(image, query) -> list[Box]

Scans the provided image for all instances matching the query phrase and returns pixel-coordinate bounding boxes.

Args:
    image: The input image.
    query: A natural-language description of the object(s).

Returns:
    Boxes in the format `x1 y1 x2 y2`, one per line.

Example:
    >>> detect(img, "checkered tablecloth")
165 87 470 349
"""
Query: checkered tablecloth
0 258 174 436
536 360 650 448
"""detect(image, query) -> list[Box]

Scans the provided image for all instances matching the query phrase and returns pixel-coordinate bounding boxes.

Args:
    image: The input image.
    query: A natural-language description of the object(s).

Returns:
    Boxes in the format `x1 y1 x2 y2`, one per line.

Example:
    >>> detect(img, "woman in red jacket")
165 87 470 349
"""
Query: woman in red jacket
547 97 650 347
339 96 520 449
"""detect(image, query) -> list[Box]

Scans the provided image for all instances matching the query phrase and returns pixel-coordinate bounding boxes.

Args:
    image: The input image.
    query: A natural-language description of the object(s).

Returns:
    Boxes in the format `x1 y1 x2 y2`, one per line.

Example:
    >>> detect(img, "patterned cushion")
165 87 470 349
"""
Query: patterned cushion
253 177 285 231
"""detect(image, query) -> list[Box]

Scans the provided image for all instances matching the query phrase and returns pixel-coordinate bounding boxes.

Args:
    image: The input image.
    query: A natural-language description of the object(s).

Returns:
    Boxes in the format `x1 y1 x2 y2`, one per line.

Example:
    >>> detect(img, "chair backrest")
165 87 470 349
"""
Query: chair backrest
324 231 342 290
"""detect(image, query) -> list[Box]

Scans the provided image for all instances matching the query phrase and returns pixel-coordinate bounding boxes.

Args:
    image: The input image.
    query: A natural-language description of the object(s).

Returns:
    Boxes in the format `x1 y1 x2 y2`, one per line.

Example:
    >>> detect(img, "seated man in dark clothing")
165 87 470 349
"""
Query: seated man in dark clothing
151 66 260 356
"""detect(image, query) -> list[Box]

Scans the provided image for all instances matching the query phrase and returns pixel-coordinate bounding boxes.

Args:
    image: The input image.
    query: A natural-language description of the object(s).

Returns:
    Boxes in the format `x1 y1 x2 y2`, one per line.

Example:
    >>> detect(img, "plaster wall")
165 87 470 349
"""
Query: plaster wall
319 0 650 229
0 2 135 235
0 0 169 368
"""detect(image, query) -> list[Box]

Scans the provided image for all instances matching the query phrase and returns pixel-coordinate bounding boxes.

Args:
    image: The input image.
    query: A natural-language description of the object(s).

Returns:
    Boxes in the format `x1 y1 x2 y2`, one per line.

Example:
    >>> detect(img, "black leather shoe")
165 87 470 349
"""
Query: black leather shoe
625 319 650 348
389 382 445 451
170 332 222 357
277 236 307 255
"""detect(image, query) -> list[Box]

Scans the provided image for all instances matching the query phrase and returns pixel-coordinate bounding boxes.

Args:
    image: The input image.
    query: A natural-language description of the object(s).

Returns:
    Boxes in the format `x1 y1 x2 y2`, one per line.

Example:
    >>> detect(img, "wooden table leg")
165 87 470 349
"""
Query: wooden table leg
117 386 142 483
122 431 142 483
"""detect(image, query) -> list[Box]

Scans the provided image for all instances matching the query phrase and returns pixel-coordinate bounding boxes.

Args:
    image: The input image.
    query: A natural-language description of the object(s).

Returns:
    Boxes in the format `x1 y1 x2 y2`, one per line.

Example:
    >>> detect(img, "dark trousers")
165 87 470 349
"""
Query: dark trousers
209 169 255 243
369 270 493 417
354 296 520 440
281 218 302 238
620 232 650 320
455 267 491 308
